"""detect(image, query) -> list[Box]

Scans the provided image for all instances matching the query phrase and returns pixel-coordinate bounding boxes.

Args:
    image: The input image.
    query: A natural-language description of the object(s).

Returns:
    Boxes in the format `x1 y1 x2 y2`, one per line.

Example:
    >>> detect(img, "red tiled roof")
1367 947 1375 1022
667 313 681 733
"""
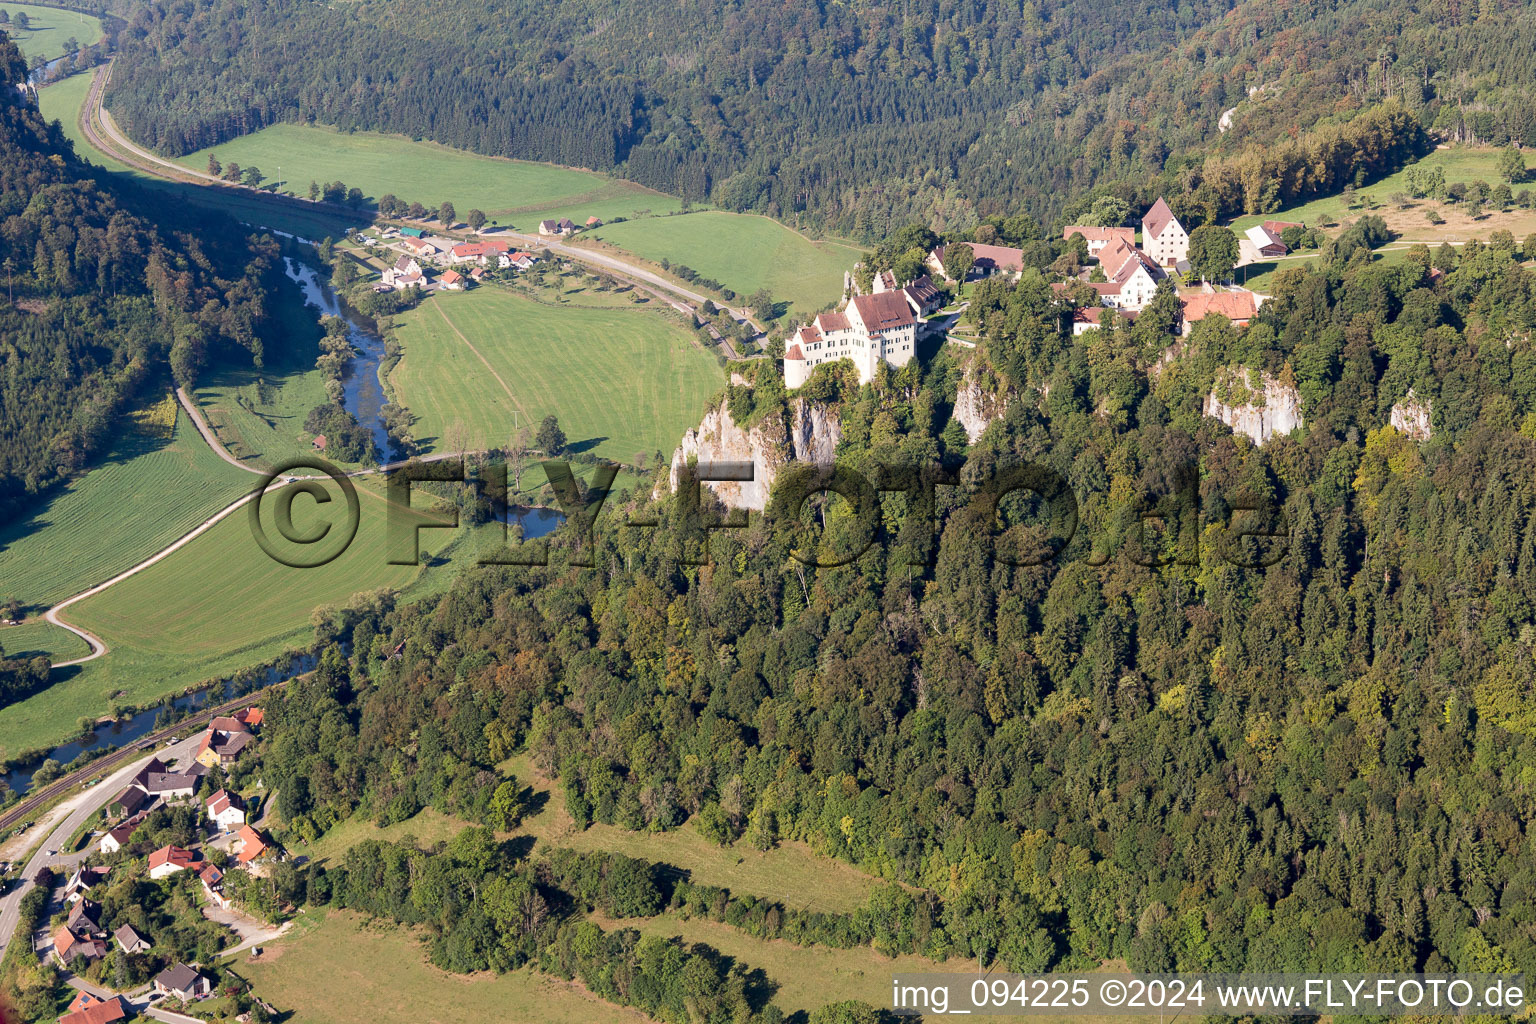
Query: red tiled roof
148 845 199 872
235 707 264 727
236 825 270 863
1062 226 1135 246
814 311 850 333
58 994 126 1024
784 344 806 360
849 291 916 331
1180 291 1259 323
1143 197 1179 239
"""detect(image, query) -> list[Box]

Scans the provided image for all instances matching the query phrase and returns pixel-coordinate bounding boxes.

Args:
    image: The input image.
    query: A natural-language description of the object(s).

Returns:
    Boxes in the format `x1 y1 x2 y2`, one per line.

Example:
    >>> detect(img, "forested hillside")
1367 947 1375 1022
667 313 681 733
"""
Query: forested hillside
103 0 1536 236
0 29 281 505
256 224 1536 993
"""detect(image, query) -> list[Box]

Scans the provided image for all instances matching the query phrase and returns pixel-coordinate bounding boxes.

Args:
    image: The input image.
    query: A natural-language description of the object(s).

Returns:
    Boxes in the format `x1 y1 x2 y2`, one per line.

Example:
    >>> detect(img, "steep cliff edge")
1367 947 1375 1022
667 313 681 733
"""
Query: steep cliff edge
658 397 843 511
1204 367 1303 445
1390 389 1433 440
953 362 1011 442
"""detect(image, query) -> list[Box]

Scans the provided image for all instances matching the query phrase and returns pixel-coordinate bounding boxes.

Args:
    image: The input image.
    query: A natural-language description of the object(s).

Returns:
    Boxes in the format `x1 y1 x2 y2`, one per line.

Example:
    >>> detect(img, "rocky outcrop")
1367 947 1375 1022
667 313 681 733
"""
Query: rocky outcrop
953 364 1010 442
1204 367 1303 445
659 397 842 511
1390 389 1432 440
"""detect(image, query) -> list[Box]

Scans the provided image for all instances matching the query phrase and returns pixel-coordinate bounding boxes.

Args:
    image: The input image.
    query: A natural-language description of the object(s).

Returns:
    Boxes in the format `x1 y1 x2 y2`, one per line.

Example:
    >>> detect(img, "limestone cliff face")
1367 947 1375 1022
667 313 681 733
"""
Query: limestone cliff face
953 364 1010 442
1390 389 1433 440
660 397 842 511
1204 367 1303 445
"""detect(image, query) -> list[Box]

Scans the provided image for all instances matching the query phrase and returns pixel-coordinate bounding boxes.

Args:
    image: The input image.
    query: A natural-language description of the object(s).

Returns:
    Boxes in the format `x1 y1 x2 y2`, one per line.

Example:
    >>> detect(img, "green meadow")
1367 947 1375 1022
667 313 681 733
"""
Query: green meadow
0 404 253 614
389 285 720 467
0 620 90 663
172 123 682 226
1 2 101 62
38 71 361 240
588 211 861 317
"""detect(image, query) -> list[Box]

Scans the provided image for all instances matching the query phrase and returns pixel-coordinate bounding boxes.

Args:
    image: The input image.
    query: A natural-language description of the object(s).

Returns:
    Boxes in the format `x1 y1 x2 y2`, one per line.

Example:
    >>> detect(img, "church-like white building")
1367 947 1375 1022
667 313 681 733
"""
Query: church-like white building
783 291 917 389
1141 197 1189 267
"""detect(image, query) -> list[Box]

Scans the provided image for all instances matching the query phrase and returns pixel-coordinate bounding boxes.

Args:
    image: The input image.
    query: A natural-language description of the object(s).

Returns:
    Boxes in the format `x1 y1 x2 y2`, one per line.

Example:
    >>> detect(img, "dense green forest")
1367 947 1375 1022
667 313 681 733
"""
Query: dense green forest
0 29 282 505
102 0 1536 235
252 213 1536 1013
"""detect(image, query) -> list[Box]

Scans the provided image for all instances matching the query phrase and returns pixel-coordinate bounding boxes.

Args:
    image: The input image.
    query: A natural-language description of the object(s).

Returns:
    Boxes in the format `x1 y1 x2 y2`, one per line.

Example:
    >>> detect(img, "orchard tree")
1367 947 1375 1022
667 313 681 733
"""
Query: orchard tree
467 208 487 232
1188 224 1239 282
439 201 457 227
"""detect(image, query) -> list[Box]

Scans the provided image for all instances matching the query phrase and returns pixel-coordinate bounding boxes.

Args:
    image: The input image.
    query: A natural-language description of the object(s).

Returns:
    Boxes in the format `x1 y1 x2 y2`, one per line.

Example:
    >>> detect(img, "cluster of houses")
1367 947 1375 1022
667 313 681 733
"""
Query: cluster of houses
47 710 277 1021
381 235 542 292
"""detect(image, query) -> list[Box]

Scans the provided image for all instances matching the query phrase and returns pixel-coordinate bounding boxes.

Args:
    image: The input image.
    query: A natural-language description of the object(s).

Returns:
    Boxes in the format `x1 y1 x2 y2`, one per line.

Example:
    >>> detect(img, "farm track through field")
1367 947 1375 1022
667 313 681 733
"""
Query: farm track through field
428 300 536 425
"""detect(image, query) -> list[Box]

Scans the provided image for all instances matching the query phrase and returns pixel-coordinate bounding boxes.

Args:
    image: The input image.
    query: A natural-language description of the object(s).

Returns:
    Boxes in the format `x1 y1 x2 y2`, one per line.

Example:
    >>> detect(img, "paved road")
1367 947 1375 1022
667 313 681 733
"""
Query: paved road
0 736 201 963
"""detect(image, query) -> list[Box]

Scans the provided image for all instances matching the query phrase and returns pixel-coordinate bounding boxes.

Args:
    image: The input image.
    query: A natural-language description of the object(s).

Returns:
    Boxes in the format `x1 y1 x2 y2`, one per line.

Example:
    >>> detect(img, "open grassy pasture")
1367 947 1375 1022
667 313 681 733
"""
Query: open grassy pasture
0 476 480 756
0 620 90 662
172 123 682 225
1231 145 1536 244
241 910 651 1024
0 404 253 614
38 72 361 241
587 211 861 318
2 2 101 61
389 286 720 466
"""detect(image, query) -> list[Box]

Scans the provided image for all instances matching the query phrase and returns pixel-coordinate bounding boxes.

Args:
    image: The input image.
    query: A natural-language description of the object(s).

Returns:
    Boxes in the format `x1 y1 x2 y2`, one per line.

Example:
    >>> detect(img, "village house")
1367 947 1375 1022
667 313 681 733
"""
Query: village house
99 812 146 855
1244 223 1288 258
235 824 275 867
139 769 198 802
1178 290 1261 334
1095 238 1164 311
53 900 108 966
927 242 1025 282
206 788 246 830
63 865 109 905
113 923 152 955
195 714 258 768
784 291 918 389
1060 225 1136 259
58 991 128 1024
448 240 512 266
439 269 466 291
108 785 148 819
539 218 577 236
148 844 200 880
153 963 212 1002
509 251 538 271
382 255 426 291
1141 198 1190 267
400 236 438 257
198 862 230 908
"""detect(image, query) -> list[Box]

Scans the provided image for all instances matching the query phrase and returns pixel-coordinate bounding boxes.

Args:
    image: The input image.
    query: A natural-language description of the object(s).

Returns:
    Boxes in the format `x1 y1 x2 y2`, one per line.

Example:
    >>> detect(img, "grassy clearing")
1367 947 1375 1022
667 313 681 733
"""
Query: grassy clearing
0 403 254 613
389 285 720 466
0 475 483 756
0 620 90 662
38 72 362 240
1231 145 1536 244
587 211 860 318
239 909 650 1024
302 807 470 866
1 2 101 61
172 123 682 225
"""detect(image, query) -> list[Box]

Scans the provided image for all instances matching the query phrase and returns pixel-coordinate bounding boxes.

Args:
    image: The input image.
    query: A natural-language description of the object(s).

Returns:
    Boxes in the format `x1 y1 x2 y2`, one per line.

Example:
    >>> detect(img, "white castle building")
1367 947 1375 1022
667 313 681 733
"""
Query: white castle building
783 291 917 389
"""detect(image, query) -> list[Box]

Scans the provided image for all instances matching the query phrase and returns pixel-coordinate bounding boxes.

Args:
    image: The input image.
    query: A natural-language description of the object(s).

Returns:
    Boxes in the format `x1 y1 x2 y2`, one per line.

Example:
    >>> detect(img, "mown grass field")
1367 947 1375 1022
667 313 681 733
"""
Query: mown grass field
0 620 90 662
240 910 651 1024
38 72 361 241
172 123 682 226
1 2 101 61
0 475 481 756
0 403 254 613
1231 145 1536 243
588 211 861 318
389 286 720 466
